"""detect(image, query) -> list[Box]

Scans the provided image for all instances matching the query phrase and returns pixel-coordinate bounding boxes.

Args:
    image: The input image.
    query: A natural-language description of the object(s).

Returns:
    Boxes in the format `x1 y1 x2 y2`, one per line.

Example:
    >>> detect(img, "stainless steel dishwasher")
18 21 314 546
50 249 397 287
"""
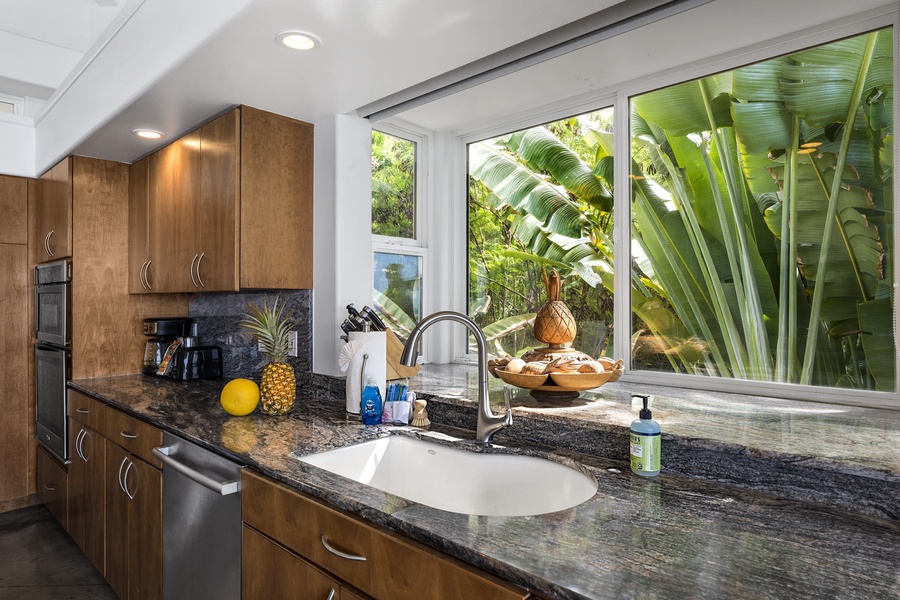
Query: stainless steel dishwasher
152 431 242 600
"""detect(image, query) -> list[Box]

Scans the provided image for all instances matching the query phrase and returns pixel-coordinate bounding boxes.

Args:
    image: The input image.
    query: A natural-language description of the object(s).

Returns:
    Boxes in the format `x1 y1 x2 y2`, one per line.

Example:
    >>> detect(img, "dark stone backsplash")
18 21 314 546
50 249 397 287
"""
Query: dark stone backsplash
188 290 312 380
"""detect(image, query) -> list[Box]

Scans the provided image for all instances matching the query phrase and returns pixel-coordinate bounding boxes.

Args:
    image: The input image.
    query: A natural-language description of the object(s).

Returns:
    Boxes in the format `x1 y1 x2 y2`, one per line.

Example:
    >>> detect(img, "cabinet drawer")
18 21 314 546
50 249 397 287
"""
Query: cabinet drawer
68 389 106 429
242 470 528 600
98 408 163 468
37 446 68 528
243 525 344 599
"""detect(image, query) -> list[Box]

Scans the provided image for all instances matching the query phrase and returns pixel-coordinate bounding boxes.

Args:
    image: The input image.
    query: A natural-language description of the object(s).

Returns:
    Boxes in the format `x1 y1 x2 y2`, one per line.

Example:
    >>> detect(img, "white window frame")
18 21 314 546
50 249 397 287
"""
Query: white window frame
0 93 22 115
437 8 900 408
371 121 432 361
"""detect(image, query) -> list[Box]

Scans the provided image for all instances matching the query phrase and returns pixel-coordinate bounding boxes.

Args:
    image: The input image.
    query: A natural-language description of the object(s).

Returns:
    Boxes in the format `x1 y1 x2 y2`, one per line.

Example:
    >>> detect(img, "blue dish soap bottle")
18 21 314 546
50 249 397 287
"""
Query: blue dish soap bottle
361 375 383 425
630 394 660 477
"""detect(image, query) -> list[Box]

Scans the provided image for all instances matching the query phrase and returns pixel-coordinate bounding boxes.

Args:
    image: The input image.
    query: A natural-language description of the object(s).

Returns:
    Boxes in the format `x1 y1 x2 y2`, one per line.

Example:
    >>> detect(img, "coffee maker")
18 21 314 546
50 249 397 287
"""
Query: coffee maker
143 318 194 375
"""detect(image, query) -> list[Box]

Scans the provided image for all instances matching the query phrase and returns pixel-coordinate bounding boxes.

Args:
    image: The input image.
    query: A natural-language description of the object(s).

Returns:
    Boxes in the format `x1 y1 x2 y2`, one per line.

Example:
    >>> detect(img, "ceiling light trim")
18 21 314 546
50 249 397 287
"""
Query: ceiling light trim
133 128 163 139
276 31 320 51
357 0 712 122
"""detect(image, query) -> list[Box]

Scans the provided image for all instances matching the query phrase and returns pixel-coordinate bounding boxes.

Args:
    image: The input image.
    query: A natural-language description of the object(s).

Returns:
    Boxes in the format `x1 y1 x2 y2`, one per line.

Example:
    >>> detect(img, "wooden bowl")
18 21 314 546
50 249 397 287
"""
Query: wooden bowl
607 368 624 383
495 369 549 389
549 370 614 391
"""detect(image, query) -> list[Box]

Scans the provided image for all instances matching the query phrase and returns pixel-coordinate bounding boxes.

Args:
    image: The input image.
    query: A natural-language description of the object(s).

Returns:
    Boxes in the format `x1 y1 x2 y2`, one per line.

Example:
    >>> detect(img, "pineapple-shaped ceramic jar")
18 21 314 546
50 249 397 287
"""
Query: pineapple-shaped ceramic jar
240 296 296 415
533 269 577 347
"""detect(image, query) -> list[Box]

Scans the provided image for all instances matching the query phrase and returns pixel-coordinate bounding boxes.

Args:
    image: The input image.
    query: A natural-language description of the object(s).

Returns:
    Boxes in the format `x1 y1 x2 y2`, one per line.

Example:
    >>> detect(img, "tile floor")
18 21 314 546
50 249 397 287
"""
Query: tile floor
0 504 117 599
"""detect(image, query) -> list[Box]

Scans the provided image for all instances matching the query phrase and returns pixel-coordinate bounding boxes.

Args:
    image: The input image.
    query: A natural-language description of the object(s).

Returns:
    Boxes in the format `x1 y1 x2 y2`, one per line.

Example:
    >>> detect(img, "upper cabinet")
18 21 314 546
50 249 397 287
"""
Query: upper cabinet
129 106 313 293
33 157 73 264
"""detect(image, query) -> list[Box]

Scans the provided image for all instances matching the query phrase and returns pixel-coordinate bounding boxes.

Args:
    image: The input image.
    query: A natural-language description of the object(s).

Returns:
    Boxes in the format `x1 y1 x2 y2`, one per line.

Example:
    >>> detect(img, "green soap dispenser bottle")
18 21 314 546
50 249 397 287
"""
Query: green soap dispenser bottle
630 394 660 477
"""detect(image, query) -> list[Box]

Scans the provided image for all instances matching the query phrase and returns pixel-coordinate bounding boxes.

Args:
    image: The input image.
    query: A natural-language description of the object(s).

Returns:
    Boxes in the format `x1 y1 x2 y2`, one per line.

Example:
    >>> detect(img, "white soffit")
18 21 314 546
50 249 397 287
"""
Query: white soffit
393 0 896 134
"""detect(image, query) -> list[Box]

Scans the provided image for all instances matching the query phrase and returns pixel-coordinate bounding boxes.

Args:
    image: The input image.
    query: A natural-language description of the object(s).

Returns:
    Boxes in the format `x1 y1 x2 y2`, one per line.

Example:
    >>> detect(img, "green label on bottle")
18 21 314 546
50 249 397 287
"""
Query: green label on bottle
630 432 660 472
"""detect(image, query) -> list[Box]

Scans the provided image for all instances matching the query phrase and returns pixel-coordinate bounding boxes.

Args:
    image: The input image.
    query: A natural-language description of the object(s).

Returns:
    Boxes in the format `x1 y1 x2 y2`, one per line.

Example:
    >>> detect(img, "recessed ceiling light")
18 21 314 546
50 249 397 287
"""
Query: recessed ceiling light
276 31 320 51
133 129 163 140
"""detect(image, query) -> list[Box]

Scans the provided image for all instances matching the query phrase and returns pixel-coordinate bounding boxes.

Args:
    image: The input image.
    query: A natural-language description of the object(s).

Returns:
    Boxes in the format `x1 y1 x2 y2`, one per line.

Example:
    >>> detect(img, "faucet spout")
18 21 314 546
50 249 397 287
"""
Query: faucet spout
400 311 511 444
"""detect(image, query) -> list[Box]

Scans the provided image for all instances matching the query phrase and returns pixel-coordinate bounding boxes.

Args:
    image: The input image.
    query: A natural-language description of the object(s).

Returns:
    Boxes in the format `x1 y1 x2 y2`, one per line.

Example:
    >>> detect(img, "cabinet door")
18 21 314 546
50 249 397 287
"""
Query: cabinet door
107 444 163 600
197 109 239 291
68 423 107 574
243 525 342 600
149 133 200 292
107 443 130 599
37 445 67 527
125 453 162 600
128 158 151 294
239 106 313 289
34 156 72 263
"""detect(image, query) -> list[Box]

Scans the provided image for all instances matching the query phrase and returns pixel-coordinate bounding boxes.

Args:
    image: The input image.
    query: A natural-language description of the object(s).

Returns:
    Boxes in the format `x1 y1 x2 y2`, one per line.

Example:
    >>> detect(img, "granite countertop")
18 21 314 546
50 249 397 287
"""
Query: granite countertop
69 371 900 600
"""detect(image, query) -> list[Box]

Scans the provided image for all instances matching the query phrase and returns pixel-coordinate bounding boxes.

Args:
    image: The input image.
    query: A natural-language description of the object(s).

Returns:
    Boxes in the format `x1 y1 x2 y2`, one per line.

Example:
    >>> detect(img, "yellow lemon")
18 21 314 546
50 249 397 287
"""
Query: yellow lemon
220 378 260 416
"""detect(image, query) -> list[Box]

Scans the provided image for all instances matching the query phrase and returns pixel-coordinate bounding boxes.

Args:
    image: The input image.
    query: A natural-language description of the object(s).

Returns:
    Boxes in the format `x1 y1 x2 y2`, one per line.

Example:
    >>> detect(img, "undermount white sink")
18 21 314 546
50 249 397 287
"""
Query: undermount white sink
298 435 597 517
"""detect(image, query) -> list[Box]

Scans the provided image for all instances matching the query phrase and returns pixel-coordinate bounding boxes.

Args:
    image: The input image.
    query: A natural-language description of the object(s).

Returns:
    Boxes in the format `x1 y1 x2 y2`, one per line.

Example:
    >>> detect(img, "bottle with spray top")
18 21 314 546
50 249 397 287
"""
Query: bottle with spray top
630 394 660 477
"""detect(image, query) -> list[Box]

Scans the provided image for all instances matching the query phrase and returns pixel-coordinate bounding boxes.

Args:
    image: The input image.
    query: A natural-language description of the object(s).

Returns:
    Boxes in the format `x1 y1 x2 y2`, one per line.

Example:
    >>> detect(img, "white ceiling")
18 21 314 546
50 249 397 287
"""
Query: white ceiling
0 0 615 175
0 0 893 178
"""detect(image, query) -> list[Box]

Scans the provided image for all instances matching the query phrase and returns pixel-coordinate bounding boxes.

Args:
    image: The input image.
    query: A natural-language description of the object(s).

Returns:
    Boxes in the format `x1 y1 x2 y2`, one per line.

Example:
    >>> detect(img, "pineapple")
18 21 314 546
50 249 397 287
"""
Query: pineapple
533 269 577 347
240 297 296 415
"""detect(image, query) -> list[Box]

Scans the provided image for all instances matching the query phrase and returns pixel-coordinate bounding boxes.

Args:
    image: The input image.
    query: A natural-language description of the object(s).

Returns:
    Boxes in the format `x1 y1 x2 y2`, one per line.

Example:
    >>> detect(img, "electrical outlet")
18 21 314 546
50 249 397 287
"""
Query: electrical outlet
287 330 298 357
258 331 299 358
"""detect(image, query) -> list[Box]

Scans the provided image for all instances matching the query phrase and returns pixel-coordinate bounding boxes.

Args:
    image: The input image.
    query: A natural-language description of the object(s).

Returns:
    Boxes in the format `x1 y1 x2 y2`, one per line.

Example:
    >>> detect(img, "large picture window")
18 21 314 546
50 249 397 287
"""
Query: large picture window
629 28 894 391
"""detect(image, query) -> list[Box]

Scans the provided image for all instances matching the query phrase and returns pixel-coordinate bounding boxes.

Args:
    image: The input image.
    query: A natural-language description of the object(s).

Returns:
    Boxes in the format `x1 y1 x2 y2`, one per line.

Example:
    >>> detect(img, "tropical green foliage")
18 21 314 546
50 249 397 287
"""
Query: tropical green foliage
467 28 895 392
372 131 415 238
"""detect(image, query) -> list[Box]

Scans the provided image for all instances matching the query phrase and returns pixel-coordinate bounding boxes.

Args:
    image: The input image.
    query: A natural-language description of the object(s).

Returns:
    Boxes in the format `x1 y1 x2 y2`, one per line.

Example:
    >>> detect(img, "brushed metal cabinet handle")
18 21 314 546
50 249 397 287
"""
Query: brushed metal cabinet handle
46 230 55 257
196 252 205 288
189 254 199 288
43 231 51 257
320 535 366 562
75 407 89 414
120 431 138 440
139 261 148 290
75 429 86 462
122 460 135 500
117 457 129 495
326 590 336 600
145 260 153 290
44 484 55 491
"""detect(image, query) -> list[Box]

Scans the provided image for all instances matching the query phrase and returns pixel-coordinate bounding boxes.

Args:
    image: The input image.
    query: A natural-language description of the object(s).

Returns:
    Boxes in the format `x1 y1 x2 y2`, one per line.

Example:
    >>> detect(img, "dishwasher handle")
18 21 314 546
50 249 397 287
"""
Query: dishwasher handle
152 446 241 496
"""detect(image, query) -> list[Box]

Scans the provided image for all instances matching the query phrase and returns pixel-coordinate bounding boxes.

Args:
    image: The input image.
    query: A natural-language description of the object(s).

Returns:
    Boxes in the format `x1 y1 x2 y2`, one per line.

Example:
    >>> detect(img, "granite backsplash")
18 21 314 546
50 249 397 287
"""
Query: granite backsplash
188 290 313 381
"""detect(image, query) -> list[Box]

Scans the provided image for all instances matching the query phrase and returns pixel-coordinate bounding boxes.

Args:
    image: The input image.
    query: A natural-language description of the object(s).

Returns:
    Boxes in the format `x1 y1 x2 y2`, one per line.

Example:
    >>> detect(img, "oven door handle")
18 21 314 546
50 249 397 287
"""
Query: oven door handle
152 446 240 495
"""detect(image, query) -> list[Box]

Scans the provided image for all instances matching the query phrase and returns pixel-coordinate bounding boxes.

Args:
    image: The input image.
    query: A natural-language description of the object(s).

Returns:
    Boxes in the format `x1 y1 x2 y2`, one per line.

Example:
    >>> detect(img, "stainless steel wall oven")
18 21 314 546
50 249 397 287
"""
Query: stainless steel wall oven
34 259 72 462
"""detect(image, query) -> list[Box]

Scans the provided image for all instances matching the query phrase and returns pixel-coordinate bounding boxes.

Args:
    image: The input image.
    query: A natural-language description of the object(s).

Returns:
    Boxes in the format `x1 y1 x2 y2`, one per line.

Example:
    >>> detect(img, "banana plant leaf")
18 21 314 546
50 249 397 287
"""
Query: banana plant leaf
631 73 734 135
481 313 536 342
502 128 613 212
858 297 895 391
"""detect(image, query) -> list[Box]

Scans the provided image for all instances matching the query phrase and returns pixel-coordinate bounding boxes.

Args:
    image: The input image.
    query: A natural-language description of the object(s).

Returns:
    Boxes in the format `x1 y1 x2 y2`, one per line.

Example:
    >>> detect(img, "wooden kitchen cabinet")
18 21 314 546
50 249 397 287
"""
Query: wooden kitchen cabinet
242 470 528 600
33 156 73 263
129 105 313 293
37 445 67 527
106 442 162 600
67 419 106 574
66 389 162 599
243 524 361 599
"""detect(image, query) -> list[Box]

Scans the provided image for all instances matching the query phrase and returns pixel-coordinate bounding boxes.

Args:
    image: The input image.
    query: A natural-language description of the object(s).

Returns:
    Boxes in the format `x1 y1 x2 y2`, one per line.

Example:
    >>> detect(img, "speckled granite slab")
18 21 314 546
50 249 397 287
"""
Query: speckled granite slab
411 364 900 520
69 374 900 600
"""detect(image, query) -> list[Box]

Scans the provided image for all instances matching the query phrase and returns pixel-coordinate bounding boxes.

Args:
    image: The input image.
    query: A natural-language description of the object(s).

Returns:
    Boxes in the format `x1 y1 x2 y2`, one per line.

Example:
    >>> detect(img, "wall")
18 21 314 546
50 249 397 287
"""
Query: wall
189 290 312 380
312 113 374 376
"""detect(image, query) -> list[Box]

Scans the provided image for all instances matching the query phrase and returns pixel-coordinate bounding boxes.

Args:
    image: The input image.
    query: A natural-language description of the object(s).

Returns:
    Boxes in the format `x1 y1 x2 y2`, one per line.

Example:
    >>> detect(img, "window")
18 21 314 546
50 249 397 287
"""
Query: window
371 126 427 340
629 27 894 392
457 25 895 401
467 109 615 357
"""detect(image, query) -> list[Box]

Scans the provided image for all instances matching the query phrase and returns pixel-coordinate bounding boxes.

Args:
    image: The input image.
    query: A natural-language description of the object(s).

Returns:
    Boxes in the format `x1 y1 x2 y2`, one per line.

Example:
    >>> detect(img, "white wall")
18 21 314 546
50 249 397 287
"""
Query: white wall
0 119 35 178
313 113 374 376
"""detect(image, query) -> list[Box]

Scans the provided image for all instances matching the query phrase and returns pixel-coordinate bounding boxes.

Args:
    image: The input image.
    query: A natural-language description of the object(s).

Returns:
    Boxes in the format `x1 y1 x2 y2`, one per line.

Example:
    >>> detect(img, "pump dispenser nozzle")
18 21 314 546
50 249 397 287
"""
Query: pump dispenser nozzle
633 394 652 420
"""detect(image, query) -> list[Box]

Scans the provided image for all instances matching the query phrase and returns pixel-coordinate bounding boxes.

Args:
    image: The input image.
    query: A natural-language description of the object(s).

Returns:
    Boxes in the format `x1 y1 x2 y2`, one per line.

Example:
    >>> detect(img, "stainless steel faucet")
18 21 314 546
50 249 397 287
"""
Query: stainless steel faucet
400 311 512 444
